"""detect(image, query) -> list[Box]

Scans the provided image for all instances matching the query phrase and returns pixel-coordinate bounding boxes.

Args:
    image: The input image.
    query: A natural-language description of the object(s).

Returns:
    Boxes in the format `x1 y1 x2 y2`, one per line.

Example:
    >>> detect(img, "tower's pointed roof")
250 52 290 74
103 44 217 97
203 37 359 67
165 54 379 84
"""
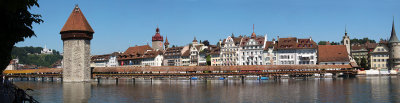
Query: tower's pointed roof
345 25 348 36
164 36 169 45
193 36 198 42
60 5 94 33
389 19 400 43
152 26 163 41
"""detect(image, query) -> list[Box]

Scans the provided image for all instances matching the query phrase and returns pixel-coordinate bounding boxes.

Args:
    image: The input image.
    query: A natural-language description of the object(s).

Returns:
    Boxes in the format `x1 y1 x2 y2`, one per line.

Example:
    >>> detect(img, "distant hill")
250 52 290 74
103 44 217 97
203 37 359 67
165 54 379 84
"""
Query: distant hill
11 46 63 68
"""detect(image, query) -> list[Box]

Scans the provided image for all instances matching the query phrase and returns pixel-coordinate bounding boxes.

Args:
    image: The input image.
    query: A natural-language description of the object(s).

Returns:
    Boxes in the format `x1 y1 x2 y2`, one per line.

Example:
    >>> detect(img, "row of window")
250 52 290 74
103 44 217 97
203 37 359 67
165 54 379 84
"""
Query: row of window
242 51 263 55
242 46 263 49
373 64 388 68
372 54 389 57
373 59 388 62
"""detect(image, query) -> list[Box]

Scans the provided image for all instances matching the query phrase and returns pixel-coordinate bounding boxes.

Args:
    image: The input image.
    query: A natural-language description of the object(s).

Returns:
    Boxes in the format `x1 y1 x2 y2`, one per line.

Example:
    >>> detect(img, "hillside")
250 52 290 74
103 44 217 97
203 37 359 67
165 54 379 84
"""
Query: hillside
11 46 63 68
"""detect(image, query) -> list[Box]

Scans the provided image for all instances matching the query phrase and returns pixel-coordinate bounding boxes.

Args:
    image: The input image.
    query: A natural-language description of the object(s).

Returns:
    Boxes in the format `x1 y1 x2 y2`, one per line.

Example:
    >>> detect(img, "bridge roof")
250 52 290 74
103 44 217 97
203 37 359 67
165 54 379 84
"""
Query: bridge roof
93 65 352 73
2 65 352 74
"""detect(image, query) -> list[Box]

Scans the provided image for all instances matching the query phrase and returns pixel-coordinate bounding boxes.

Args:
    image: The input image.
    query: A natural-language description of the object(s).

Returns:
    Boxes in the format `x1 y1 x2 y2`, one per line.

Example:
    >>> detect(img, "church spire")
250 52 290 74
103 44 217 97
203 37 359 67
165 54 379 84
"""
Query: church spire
251 24 256 38
389 18 400 43
345 24 347 36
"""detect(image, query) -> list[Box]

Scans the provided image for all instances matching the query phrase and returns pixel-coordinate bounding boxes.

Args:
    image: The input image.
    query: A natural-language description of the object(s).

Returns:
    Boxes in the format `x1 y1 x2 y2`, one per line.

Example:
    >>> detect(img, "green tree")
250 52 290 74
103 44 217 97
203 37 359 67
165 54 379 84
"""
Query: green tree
360 58 368 69
202 40 210 46
206 55 211 66
1 0 43 72
318 41 327 45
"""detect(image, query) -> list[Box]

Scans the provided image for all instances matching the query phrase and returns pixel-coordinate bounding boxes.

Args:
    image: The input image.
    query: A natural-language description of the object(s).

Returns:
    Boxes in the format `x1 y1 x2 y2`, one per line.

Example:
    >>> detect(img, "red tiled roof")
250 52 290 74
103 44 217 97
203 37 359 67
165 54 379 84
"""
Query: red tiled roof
92 65 352 73
276 37 317 50
60 5 94 33
210 47 221 55
318 45 350 62
164 47 183 56
240 36 265 46
118 45 157 60
91 54 111 62
222 37 242 46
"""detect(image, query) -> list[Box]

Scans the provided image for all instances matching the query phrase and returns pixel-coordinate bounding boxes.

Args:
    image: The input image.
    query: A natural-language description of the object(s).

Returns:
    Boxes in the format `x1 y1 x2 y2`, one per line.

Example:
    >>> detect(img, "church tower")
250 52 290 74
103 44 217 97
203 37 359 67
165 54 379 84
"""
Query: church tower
389 19 400 71
60 5 94 82
164 36 170 49
342 26 351 54
152 27 163 50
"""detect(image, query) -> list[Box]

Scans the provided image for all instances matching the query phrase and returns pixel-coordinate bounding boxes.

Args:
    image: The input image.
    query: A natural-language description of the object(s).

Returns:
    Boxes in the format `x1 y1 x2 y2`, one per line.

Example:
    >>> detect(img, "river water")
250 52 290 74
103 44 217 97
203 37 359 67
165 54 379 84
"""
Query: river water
12 76 400 103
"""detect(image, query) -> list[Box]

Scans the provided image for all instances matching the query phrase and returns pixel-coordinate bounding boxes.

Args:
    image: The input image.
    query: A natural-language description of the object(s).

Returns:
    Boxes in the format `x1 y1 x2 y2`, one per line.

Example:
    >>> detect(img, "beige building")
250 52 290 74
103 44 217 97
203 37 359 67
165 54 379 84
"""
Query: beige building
210 47 221 66
370 41 389 69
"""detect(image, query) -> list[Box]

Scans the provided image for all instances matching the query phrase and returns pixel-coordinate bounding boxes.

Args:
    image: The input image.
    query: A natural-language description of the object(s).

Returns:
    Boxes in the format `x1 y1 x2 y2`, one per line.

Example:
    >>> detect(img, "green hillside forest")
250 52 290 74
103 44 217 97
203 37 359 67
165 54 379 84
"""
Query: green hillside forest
11 46 62 67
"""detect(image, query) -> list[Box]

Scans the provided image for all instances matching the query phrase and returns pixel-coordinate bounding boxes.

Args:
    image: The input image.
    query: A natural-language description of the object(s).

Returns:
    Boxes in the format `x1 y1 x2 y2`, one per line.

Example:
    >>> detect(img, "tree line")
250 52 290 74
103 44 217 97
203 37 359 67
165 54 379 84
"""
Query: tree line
318 37 376 45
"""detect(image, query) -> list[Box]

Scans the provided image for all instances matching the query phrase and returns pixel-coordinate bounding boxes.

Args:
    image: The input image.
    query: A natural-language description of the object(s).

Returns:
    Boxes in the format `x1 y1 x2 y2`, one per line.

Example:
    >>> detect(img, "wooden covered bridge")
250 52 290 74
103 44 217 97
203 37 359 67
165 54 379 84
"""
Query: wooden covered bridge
2 65 356 79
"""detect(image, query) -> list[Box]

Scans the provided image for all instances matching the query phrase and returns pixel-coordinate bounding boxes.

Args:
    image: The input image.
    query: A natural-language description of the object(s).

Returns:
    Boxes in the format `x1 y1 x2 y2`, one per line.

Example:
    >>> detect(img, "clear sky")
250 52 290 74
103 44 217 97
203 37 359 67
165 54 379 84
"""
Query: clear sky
16 0 400 55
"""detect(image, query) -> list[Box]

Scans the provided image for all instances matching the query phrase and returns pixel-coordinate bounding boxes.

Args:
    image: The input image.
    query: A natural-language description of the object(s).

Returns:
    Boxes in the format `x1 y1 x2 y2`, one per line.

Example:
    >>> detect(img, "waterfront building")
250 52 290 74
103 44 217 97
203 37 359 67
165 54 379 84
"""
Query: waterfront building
198 51 207 66
238 29 266 65
163 47 184 66
189 37 207 66
220 34 242 66
388 20 400 70
41 45 53 54
239 24 267 65
60 5 93 82
317 45 350 65
181 46 191 66
370 40 389 69
262 40 277 65
189 45 202 66
90 52 120 67
275 37 318 65
152 27 164 51
118 45 163 67
210 47 221 66
5 59 18 70
350 41 377 68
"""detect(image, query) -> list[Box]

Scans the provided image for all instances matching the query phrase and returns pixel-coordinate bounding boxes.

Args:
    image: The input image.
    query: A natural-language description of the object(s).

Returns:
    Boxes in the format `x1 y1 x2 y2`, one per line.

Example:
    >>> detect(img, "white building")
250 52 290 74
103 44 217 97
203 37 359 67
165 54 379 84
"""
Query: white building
220 35 242 66
90 52 120 67
239 32 266 65
41 45 53 54
263 40 277 65
275 37 317 65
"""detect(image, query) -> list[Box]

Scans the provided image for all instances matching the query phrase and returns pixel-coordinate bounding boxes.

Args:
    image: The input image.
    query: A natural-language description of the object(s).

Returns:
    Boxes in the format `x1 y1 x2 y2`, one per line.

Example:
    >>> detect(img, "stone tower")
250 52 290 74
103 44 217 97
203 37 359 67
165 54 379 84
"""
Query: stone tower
342 26 351 54
389 20 400 71
60 5 94 82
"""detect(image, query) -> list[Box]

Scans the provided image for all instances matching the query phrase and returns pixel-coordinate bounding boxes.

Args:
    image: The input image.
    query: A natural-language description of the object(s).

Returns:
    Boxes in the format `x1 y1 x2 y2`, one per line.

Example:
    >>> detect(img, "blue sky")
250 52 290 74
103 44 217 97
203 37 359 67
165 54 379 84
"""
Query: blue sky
16 0 400 55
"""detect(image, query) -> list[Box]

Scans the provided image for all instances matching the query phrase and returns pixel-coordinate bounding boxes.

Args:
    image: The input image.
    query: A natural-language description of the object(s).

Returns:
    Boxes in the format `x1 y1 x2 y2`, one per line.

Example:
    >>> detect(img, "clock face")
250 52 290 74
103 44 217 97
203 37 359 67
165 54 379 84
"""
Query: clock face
159 42 162 47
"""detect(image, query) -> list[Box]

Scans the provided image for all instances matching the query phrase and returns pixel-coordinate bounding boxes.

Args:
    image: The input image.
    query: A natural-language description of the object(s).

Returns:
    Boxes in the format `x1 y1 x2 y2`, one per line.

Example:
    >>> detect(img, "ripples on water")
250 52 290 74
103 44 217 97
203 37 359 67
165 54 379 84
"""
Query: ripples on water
13 76 400 103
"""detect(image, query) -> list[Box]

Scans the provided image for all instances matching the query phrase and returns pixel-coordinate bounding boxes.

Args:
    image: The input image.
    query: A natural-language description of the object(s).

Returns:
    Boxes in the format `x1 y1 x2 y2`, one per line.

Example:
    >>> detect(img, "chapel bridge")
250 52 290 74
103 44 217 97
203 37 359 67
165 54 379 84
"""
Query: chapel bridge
2 65 356 79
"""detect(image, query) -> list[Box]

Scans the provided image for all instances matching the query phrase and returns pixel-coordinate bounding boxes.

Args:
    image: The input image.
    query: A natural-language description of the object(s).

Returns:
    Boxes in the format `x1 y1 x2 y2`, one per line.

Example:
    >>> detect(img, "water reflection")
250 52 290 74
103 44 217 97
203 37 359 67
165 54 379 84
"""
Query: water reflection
11 77 400 103
63 82 91 103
